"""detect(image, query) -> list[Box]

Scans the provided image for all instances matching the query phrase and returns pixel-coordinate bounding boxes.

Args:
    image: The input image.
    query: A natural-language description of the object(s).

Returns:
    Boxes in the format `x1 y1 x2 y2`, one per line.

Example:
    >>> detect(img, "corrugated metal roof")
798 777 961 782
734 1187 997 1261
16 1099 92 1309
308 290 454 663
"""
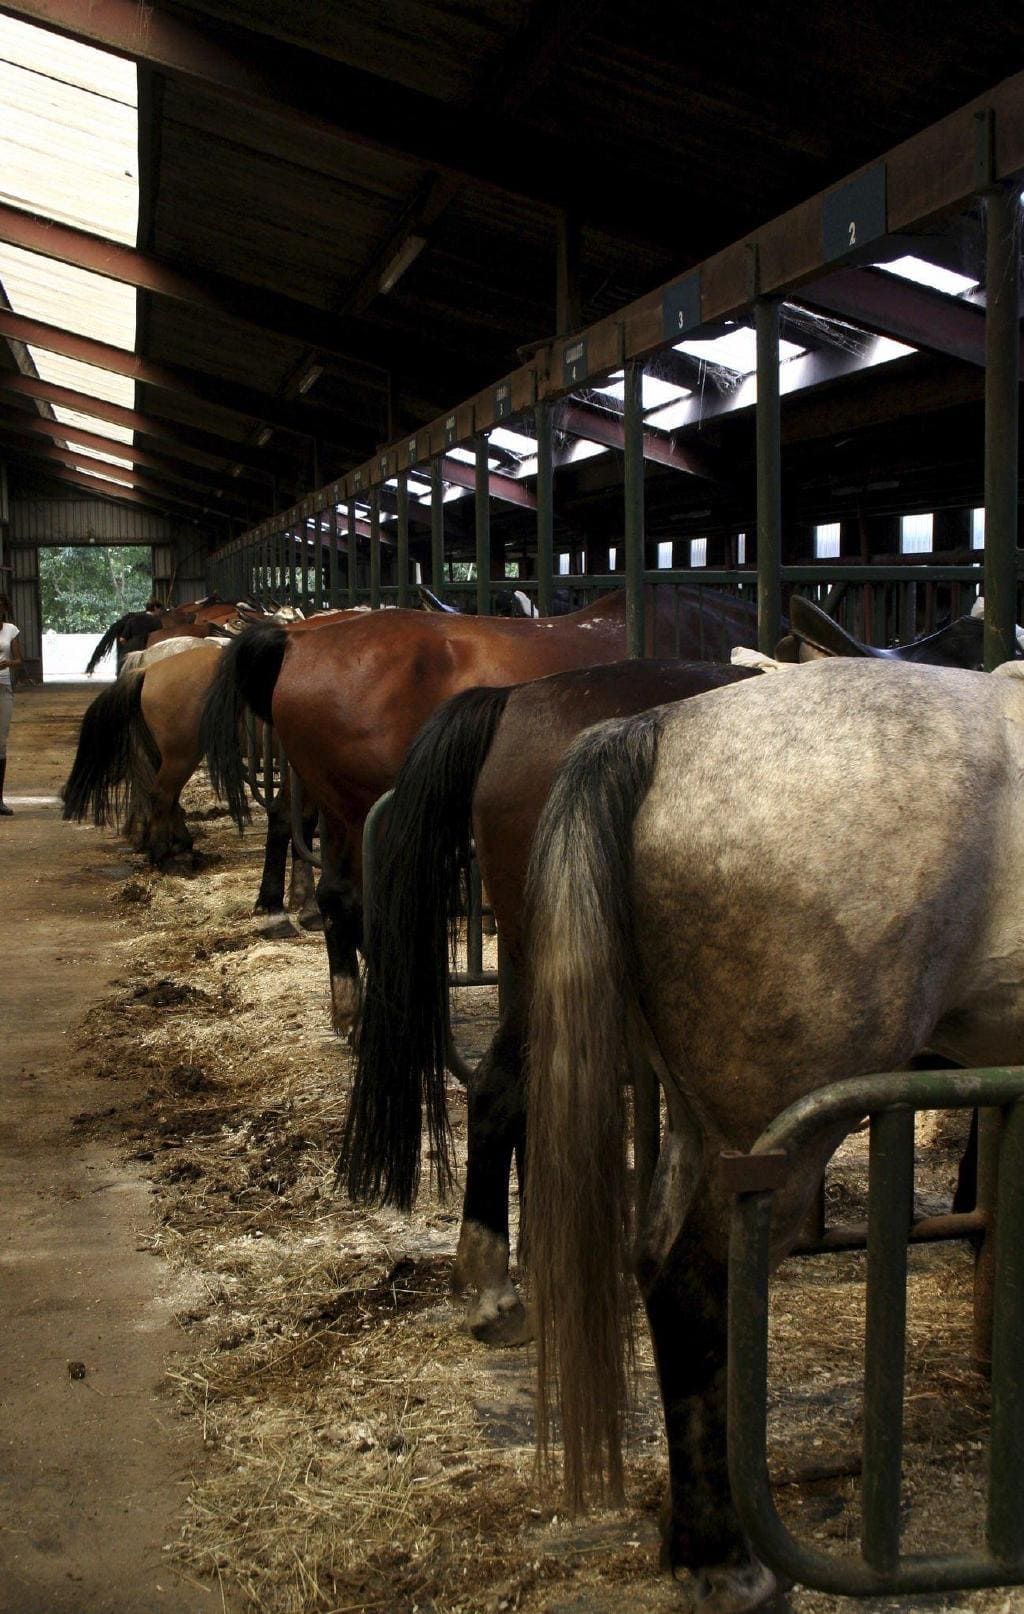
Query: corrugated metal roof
0 14 137 477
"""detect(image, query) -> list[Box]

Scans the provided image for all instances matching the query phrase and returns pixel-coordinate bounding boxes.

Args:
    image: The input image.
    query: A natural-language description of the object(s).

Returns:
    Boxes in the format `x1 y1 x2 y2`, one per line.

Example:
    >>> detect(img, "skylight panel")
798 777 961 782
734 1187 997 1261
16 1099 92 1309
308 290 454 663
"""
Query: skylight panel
447 446 500 470
675 325 805 373
489 426 538 455
875 256 978 297
644 399 693 432
63 440 133 471
593 372 689 411
0 16 138 488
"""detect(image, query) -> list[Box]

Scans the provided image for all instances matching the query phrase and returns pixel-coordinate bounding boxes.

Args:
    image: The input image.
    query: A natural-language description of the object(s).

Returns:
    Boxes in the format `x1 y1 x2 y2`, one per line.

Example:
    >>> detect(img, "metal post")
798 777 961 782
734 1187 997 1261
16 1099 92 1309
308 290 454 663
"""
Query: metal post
369 488 381 609
396 471 411 607
987 1097 1024 1564
535 402 554 617
623 358 645 656
755 297 782 655
861 1107 914 1573
983 182 1020 672
329 505 340 607
347 497 357 604
475 436 491 616
431 460 445 595
313 511 323 609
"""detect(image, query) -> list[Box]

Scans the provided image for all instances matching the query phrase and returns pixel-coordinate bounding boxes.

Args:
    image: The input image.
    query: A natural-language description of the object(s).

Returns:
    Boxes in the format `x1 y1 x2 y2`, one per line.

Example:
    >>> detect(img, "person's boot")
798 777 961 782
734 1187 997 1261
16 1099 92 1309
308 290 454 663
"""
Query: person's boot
0 757 12 815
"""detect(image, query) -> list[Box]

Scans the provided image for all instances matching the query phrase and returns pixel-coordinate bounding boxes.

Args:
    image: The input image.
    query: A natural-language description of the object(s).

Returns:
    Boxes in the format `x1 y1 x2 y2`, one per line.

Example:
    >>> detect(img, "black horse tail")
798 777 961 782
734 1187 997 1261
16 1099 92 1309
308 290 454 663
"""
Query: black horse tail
340 683 514 1211
199 621 287 830
525 708 665 1509
62 670 158 827
85 615 130 675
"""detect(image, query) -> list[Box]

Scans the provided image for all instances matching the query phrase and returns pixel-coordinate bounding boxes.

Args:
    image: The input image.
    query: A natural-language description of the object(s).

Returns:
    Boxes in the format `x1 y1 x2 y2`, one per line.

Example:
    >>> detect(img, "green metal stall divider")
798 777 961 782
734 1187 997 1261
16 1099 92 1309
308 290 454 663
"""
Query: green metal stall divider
724 1066 1024 1597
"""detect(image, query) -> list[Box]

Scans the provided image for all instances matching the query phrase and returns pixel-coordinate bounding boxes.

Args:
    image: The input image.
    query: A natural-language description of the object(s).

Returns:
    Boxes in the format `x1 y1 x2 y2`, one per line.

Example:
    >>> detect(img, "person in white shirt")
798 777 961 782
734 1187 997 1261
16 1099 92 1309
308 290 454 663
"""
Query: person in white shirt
0 592 23 815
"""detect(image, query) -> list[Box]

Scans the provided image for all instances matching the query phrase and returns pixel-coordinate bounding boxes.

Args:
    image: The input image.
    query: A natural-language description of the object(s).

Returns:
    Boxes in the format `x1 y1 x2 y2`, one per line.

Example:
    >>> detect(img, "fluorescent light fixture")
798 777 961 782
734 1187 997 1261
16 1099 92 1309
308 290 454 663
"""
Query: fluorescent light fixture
876 255 978 297
297 364 323 395
256 427 273 446
379 233 427 295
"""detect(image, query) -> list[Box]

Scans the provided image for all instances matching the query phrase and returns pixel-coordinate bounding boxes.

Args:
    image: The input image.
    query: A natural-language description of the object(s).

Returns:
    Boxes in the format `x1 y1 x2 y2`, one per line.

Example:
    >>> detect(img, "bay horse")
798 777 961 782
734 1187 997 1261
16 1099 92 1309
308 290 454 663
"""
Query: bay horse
85 596 238 674
524 658 1024 1614
200 588 762 1033
342 659 757 1343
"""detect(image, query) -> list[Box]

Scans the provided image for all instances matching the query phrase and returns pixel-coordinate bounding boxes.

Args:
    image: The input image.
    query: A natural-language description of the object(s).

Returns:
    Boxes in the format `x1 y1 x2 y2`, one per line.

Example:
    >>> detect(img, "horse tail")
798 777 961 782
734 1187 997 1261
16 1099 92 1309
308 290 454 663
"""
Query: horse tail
525 707 665 1509
84 615 129 675
199 622 287 829
61 671 158 827
340 683 514 1210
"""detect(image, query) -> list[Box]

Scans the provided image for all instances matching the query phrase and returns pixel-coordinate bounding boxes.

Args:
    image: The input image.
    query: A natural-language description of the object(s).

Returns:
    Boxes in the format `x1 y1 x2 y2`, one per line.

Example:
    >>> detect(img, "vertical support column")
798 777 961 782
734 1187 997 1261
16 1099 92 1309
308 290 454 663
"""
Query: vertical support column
431 460 445 595
623 357 645 657
347 498 357 604
396 472 411 607
755 297 782 656
861 1107 914 1574
313 511 323 610
369 488 381 609
986 1097 1024 1564
289 529 298 607
329 505 340 607
535 402 554 617
983 181 1020 671
475 436 491 616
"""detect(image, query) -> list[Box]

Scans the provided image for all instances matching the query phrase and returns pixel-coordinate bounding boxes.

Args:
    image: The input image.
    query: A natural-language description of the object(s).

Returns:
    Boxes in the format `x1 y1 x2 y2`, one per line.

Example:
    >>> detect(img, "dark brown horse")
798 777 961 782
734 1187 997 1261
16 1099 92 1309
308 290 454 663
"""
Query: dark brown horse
340 659 757 1343
200 589 761 1032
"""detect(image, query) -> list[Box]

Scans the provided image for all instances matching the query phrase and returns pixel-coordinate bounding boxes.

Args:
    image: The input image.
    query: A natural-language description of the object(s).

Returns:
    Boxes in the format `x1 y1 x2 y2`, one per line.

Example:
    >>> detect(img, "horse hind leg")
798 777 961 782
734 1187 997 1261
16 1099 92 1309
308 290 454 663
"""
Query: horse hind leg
316 823 362 1035
452 1014 532 1347
292 813 322 928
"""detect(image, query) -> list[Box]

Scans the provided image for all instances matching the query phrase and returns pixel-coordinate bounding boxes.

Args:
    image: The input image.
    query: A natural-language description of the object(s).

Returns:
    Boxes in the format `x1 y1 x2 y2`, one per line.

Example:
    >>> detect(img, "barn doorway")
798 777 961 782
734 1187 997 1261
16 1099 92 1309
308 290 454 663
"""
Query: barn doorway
37 545 152 682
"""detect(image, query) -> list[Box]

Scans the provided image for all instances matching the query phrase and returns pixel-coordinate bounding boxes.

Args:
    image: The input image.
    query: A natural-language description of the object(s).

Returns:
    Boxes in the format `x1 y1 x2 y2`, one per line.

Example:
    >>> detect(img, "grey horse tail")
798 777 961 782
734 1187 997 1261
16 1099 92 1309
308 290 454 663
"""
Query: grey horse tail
525 707 665 1510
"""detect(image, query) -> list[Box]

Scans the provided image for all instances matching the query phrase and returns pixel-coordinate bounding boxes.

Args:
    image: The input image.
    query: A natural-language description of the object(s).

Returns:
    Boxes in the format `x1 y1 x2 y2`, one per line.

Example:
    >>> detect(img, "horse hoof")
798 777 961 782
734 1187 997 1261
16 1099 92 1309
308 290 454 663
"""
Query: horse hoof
688 1562 781 1614
297 908 324 932
469 1296 533 1348
257 912 297 939
330 974 360 1036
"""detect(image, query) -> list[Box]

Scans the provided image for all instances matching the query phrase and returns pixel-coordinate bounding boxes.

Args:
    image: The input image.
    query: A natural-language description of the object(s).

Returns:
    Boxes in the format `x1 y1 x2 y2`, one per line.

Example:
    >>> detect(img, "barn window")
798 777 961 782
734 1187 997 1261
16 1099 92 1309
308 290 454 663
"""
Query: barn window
557 552 570 576
972 508 985 549
608 546 618 570
690 538 708 567
814 522 841 559
900 512 934 554
657 541 673 569
736 532 747 564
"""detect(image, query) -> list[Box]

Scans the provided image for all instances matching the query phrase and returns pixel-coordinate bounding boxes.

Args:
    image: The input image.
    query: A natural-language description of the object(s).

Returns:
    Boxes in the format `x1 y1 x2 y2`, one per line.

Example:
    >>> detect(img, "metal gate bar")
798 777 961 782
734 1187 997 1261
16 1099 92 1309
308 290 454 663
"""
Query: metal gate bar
725 1066 1024 1596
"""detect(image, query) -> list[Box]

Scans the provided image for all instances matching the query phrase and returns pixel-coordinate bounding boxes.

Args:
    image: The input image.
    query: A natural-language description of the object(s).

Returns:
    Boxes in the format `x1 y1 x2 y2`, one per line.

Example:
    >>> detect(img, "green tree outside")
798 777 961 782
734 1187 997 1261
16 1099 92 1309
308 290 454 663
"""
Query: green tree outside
39 545 152 631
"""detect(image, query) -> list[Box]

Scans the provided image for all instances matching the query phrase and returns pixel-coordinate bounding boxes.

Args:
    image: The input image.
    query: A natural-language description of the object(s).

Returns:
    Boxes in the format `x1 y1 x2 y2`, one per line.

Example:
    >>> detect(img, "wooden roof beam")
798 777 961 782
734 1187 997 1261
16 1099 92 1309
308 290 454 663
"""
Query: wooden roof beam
0 200 469 380
0 432 253 516
439 455 537 509
0 307 361 445
0 402 271 501
0 0 671 240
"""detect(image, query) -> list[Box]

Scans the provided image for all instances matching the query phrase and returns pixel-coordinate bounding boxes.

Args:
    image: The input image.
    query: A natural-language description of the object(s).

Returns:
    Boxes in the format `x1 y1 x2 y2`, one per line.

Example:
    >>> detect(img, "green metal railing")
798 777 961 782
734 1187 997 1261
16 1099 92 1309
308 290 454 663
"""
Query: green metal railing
725 1067 1024 1596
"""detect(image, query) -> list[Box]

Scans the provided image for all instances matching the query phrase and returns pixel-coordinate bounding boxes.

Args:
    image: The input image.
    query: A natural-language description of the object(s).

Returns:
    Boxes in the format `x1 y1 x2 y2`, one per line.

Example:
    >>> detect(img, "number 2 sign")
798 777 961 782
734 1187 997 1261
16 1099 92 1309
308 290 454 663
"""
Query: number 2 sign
823 165 887 262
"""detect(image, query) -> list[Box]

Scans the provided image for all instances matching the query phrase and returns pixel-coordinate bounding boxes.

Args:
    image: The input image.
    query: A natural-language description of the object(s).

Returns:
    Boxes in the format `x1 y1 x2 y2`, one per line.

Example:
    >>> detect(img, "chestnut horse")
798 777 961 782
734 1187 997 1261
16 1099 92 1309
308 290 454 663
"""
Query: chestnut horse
200 588 761 1032
341 659 757 1343
524 659 1024 1612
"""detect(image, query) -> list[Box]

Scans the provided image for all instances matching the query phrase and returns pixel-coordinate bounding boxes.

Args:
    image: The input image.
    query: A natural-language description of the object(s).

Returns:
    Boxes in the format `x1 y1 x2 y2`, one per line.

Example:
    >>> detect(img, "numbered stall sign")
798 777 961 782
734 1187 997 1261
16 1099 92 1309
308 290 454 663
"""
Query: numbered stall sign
822 165 887 262
444 413 458 449
494 382 512 421
563 339 587 388
662 272 701 342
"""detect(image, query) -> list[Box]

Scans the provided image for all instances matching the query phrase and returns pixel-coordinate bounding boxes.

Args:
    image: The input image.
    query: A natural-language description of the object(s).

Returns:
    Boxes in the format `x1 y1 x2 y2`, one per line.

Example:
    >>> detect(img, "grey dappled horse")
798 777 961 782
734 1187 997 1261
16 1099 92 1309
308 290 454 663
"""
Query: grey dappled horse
525 659 1024 1614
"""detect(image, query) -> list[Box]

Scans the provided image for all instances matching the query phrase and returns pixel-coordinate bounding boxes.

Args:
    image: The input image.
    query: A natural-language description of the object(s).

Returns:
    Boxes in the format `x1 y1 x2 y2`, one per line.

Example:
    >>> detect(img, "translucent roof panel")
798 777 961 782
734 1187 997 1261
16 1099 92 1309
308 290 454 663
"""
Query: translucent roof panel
593 372 691 410
0 16 138 477
675 325 805 374
875 255 978 297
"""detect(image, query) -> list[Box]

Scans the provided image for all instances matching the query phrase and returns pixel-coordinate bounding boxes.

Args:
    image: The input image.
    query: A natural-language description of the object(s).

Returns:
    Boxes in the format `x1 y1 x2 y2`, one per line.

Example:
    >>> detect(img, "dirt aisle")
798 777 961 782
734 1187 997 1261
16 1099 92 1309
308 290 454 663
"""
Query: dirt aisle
0 686 214 1614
